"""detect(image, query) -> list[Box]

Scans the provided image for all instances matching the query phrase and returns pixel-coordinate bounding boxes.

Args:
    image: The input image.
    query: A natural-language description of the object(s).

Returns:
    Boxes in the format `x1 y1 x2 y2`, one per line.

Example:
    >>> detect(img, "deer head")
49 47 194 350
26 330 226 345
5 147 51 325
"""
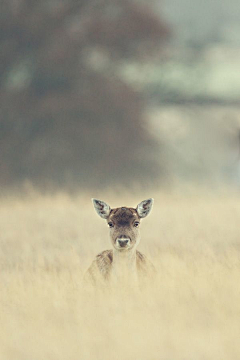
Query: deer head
92 199 153 251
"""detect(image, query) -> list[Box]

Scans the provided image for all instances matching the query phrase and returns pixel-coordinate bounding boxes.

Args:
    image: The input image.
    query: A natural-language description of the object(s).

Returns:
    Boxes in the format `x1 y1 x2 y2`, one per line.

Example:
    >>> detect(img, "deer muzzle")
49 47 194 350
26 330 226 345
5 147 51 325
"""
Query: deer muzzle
116 237 130 248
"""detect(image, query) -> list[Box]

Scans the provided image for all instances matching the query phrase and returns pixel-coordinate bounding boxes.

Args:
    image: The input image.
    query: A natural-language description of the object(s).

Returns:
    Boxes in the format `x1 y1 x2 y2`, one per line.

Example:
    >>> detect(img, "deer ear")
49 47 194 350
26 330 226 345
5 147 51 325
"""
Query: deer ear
136 198 154 218
92 199 111 219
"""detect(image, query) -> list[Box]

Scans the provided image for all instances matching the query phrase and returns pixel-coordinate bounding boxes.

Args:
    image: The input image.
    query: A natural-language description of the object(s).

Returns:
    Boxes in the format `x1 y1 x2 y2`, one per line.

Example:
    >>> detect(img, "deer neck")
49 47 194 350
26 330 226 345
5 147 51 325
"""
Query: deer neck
111 247 137 282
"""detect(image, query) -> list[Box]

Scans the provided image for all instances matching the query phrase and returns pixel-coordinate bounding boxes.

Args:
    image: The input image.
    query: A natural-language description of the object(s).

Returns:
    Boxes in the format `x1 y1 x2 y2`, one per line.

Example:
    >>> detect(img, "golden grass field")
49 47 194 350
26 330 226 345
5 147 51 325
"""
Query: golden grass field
0 189 240 360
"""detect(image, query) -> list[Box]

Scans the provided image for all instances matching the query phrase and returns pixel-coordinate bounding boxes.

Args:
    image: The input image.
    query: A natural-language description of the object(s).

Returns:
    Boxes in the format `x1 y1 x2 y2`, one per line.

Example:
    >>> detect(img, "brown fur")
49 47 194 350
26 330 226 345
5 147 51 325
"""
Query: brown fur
84 249 156 286
84 199 155 288
84 250 156 285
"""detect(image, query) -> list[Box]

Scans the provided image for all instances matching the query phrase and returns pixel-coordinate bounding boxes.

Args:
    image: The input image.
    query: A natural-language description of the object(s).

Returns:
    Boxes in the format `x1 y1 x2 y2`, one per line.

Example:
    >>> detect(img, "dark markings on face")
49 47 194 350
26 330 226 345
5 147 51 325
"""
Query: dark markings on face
108 207 140 226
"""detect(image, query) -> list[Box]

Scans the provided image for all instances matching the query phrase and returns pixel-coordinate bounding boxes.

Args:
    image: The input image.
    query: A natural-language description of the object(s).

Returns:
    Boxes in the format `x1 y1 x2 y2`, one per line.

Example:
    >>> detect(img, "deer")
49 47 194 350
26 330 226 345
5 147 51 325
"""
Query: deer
84 198 155 288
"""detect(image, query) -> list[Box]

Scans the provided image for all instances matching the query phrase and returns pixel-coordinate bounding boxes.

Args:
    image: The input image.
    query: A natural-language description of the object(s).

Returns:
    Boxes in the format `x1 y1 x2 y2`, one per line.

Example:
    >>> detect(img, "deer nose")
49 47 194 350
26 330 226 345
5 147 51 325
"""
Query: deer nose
117 239 130 247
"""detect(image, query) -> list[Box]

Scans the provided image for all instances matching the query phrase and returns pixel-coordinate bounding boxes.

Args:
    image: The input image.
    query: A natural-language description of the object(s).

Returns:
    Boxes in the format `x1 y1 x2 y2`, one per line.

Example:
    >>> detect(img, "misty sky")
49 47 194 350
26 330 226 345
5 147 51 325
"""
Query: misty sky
161 0 240 47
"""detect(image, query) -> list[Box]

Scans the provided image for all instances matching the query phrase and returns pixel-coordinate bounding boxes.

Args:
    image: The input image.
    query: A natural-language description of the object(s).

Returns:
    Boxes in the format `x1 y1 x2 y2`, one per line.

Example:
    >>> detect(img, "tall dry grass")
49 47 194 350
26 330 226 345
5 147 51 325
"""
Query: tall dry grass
0 190 240 360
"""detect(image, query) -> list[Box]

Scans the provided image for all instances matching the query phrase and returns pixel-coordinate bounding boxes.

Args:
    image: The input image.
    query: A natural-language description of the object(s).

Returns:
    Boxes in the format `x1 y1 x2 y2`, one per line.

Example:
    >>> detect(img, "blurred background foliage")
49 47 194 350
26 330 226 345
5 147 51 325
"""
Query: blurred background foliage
1 0 240 191
0 0 169 190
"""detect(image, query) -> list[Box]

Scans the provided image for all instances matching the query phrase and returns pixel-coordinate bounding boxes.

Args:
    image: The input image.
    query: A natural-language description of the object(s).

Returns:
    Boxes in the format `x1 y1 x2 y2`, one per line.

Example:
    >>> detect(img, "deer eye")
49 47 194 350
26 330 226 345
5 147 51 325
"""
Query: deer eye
108 222 114 228
134 222 140 227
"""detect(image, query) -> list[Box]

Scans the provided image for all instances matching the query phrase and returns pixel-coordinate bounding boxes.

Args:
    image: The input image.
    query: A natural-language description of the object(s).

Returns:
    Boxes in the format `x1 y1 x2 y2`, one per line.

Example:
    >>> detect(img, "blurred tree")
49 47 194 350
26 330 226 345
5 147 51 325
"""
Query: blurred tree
0 0 169 189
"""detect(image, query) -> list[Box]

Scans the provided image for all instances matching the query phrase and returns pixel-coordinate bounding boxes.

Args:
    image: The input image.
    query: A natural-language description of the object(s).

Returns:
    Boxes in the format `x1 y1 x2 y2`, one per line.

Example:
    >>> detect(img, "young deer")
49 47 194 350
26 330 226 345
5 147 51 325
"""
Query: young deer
84 198 155 287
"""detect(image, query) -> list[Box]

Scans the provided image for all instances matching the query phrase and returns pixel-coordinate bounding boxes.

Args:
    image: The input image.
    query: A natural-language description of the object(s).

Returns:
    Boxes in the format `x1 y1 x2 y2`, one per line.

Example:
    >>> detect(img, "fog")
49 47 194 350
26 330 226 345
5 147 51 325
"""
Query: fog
1 0 240 191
